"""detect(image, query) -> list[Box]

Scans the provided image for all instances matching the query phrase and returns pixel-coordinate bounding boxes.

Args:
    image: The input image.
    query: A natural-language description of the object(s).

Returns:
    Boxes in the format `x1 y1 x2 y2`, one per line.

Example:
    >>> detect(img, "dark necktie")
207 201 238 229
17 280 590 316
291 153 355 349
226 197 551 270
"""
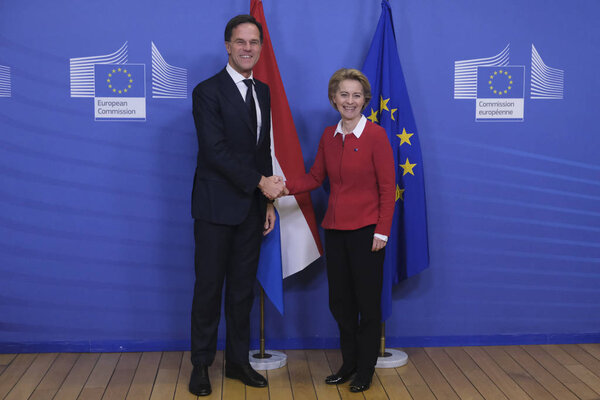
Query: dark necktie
243 79 258 135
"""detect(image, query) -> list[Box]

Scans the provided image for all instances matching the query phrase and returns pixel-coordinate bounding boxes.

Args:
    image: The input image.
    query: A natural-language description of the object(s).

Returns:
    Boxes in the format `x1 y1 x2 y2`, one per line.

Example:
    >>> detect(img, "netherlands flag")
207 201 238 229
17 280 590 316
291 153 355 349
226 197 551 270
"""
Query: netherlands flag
251 0 323 314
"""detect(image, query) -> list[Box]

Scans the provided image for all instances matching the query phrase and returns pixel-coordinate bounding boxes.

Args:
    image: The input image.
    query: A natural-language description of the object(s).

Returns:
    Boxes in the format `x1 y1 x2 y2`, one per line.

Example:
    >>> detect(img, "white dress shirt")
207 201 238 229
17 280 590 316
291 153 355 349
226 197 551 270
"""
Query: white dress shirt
226 63 262 142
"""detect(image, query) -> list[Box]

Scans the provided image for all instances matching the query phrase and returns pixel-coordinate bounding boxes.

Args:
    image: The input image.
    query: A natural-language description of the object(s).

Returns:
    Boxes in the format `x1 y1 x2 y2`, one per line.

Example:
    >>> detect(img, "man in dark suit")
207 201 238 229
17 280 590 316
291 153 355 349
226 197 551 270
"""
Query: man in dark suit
188 14 284 397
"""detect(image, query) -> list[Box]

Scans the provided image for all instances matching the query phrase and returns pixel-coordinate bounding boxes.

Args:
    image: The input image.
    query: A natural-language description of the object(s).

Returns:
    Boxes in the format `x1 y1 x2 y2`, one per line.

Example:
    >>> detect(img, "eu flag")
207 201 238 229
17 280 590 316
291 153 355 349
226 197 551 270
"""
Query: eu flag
94 64 145 98
477 66 525 99
362 0 429 321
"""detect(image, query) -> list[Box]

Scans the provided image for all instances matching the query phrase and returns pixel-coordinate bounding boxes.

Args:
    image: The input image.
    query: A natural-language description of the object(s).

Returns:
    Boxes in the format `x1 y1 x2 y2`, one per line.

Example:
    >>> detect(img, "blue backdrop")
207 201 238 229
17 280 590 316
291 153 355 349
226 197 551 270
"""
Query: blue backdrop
1 0 599 352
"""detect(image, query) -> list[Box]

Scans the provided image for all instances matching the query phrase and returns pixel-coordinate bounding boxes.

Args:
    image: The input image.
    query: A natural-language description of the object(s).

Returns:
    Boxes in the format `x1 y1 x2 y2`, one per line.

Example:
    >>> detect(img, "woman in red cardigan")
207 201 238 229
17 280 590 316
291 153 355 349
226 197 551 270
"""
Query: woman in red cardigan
284 68 396 392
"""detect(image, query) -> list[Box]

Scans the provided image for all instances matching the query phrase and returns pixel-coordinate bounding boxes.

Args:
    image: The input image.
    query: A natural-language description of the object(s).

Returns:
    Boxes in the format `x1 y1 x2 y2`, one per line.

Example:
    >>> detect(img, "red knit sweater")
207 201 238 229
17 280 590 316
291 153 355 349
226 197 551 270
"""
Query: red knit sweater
286 121 396 236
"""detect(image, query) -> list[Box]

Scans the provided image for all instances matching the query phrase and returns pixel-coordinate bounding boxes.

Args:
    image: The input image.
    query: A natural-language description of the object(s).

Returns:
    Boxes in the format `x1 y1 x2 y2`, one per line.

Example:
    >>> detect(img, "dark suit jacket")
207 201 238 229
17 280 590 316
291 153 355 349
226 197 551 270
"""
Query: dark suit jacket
191 68 272 225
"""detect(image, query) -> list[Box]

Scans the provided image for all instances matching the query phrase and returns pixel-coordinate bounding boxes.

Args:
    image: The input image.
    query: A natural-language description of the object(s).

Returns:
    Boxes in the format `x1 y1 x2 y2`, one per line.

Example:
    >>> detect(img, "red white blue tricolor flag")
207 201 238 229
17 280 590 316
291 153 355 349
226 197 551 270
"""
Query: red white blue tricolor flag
362 0 430 321
251 0 324 314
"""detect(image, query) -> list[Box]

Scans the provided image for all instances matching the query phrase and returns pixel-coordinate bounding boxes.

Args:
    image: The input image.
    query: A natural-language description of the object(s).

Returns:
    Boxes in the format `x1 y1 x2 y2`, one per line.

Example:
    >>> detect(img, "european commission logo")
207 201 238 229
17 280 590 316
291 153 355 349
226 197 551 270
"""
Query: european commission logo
151 41 187 99
476 66 525 121
531 44 564 99
0 64 11 98
454 43 564 122
70 41 188 121
94 64 146 121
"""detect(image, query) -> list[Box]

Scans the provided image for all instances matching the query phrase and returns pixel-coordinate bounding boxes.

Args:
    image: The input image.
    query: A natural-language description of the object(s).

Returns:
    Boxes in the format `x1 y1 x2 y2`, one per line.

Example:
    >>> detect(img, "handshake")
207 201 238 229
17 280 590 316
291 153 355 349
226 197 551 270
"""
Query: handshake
258 175 289 200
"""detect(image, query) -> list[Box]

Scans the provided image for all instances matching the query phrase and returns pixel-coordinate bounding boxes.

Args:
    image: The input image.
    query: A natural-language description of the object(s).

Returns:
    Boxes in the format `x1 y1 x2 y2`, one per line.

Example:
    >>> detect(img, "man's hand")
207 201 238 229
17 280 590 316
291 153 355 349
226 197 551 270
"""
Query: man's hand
264 202 276 236
372 237 387 252
258 175 285 200
277 177 290 196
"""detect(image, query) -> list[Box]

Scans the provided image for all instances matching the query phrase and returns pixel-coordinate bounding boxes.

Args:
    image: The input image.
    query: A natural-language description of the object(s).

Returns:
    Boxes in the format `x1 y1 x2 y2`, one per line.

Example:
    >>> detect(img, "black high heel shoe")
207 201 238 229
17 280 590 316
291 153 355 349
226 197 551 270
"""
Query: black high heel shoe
324 366 356 385
349 374 372 392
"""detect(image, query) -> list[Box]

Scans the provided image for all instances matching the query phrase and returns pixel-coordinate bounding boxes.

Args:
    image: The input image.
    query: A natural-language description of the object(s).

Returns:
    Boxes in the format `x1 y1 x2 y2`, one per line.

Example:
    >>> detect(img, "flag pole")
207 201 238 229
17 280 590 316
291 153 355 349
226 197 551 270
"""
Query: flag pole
376 321 409 368
365 0 428 370
249 285 287 369
249 0 322 372
379 322 388 357
254 287 270 359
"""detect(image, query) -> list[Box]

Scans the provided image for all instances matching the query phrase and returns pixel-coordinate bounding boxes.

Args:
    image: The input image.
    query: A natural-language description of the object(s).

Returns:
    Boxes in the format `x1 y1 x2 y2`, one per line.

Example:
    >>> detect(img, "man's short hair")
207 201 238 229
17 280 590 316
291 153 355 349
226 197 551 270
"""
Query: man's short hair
327 68 373 112
224 15 263 43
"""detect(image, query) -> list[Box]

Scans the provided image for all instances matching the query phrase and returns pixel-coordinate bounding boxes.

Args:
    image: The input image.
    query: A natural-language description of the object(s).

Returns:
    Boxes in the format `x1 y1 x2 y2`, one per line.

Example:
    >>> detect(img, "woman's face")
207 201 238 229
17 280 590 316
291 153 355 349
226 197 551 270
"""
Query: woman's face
332 79 365 122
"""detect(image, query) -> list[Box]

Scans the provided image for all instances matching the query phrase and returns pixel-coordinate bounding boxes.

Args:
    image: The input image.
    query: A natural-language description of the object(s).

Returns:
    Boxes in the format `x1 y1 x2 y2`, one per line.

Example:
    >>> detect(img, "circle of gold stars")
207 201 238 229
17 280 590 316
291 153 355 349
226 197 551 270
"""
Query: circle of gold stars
488 69 513 96
106 67 133 95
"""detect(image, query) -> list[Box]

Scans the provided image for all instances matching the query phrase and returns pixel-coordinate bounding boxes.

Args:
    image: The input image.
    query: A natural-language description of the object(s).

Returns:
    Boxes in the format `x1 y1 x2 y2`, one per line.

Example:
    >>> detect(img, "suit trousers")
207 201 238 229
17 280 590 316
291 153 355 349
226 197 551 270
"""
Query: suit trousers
325 225 385 377
191 191 263 367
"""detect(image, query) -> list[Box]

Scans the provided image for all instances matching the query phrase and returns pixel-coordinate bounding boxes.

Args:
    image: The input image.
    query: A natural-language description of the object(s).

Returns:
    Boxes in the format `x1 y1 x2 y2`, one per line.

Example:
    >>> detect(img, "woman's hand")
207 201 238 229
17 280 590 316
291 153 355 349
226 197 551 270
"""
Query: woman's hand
371 237 387 252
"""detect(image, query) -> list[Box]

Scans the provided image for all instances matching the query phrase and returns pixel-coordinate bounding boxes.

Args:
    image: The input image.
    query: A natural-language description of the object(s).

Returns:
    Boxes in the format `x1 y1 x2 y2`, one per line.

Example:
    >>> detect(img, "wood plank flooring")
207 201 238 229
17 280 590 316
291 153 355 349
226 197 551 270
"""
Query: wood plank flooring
1 345 599 399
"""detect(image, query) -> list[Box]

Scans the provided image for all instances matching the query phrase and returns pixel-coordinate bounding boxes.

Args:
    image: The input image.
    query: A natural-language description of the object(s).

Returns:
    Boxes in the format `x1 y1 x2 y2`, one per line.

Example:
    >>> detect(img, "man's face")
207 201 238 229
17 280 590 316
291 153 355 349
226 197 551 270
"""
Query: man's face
225 23 262 78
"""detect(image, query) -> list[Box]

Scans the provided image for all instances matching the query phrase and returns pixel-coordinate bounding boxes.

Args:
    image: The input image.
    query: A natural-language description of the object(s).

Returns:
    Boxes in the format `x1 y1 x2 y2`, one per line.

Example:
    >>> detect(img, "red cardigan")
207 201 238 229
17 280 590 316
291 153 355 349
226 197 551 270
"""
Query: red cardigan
286 121 396 236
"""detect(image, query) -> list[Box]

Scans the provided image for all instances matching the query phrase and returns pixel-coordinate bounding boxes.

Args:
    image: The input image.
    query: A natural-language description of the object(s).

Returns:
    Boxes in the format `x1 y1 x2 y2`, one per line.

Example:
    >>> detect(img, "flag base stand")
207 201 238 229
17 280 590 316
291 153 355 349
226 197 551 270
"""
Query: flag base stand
375 322 408 368
249 288 287 370
375 349 408 368
249 350 287 370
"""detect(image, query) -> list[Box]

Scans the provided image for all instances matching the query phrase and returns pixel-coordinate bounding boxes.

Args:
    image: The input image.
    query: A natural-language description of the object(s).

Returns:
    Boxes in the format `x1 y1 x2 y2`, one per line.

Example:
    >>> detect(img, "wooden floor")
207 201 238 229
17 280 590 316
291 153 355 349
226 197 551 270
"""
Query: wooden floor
1 345 600 399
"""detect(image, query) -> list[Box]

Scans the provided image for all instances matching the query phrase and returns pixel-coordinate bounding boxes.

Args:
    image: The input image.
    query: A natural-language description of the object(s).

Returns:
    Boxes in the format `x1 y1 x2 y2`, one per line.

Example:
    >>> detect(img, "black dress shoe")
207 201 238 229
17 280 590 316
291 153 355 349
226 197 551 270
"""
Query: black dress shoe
189 365 211 396
349 374 372 393
325 366 356 385
225 362 268 387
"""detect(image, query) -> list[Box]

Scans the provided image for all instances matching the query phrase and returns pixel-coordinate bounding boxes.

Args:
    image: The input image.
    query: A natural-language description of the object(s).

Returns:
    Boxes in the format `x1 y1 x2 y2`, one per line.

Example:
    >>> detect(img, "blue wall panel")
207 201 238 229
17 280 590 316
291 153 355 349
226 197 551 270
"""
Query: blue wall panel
1 0 599 351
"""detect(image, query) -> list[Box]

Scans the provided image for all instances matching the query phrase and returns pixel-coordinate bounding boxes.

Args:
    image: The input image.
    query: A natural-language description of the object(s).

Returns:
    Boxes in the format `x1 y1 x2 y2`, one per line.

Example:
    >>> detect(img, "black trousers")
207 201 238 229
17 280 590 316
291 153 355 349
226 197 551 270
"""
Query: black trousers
191 193 263 367
325 225 385 377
